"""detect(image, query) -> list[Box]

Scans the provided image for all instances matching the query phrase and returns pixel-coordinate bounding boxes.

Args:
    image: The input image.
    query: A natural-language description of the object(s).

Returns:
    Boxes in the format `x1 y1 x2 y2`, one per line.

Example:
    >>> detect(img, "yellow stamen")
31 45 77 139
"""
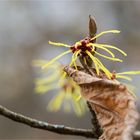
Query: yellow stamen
94 51 123 62
93 43 127 56
42 50 72 69
49 41 71 48
91 30 120 41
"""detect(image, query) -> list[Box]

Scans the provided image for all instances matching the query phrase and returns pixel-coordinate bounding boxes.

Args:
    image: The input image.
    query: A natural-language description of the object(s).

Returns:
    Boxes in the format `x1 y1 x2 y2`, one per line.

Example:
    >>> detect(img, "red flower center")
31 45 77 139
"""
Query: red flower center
70 37 93 56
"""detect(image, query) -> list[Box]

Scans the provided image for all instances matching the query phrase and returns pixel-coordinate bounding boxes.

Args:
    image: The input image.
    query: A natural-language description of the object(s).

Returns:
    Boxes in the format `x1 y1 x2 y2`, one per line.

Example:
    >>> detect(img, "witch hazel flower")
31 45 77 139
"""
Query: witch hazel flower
43 30 127 79
33 60 87 116
33 16 140 117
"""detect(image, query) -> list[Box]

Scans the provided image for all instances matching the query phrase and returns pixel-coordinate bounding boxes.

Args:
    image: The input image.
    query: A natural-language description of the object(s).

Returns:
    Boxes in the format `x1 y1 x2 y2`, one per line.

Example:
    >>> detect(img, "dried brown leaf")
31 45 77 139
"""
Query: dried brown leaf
64 66 139 140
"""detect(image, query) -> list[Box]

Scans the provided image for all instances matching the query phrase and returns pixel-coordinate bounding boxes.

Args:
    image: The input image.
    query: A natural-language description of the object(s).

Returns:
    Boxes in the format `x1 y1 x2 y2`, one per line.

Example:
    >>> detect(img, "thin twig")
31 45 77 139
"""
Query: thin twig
0 105 97 138
0 105 139 138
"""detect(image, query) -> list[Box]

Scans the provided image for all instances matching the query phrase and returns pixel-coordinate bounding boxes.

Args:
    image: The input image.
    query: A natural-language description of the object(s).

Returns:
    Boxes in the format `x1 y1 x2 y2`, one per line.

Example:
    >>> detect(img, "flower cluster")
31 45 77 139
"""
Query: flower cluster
43 30 140 81
34 28 140 116
43 30 127 79
33 60 87 116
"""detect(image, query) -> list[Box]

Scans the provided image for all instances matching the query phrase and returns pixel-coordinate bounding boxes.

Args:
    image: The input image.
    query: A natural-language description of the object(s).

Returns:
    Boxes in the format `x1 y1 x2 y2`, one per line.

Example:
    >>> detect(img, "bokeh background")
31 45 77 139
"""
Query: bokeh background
0 0 140 139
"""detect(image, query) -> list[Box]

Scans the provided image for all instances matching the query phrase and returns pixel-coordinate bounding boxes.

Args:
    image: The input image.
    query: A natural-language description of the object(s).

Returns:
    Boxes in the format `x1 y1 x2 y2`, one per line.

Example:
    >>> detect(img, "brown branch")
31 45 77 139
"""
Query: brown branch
0 105 139 138
0 105 97 138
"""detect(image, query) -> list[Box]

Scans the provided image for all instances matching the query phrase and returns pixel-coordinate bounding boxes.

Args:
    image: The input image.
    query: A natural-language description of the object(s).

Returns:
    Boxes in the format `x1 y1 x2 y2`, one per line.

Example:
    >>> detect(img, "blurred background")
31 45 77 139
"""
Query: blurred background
0 0 140 139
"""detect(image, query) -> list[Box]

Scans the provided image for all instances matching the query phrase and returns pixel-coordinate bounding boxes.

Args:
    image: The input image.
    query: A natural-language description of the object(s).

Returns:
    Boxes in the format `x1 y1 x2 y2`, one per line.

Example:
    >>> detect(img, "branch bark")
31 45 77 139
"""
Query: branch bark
0 105 139 139
0 105 97 138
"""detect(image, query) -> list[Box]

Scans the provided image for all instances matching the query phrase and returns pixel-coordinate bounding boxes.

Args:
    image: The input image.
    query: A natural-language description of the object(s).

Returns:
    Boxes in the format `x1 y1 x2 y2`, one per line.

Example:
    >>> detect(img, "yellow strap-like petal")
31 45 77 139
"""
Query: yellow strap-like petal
88 43 115 58
71 96 83 117
70 50 81 70
94 51 123 62
72 51 79 70
61 72 67 80
35 72 58 85
83 57 87 65
93 43 127 56
116 75 132 81
47 91 65 111
32 60 48 67
76 95 82 101
116 71 140 81
35 84 58 94
42 50 72 69
117 71 140 75
70 53 77 70
49 41 71 48
86 50 100 75
124 83 136 98
94 57 112 79
91 30 120 41
65 86 73 99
